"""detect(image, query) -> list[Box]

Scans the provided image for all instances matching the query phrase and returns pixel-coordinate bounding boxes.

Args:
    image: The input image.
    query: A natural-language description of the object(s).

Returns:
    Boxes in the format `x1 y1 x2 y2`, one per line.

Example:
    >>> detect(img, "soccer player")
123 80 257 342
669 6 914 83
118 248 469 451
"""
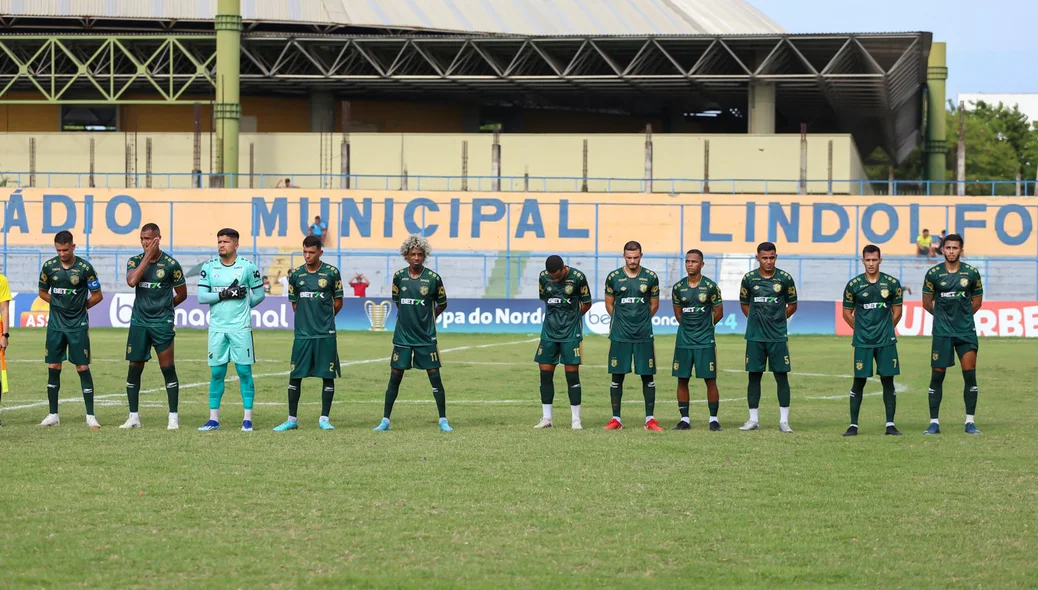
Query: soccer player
373 235 452 432
738 241 797 432
119 223 187 430
196 228 265 431
273 236 344 432
533 255 592 430
671 249 724 431
841 245 903 436
38 231 104 428
603 241 662 431
922 233 983 435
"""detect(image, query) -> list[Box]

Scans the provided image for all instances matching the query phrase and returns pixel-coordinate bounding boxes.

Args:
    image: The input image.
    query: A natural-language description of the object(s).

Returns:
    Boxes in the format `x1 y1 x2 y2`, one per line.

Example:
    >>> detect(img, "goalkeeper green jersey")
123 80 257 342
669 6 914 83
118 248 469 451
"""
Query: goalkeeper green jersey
197 256 263 332
392 267 447 347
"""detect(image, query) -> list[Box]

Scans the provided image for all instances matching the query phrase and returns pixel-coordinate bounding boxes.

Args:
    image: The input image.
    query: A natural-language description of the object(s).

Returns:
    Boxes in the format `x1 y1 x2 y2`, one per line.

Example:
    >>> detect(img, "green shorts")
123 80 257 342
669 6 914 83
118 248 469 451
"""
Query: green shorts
931 335 979 368
854 345 900 378
672 347 717 379
608 340 656 375
45 327 91 365
745 340 791 373
125 323 176 362
290 337 341 379
534 339 583 366
391 344 441 371
208 330 256 367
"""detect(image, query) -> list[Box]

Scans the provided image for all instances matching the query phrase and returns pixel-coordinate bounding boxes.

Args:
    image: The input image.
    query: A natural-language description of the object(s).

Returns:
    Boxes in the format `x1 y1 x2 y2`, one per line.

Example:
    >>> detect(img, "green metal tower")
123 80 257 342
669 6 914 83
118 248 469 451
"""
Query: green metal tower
215 0 242 187
925 41 948 187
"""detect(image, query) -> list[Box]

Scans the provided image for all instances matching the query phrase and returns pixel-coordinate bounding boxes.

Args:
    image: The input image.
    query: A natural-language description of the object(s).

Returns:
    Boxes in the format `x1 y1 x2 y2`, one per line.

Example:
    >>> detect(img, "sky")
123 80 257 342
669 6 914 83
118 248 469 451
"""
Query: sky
749 0 1038 100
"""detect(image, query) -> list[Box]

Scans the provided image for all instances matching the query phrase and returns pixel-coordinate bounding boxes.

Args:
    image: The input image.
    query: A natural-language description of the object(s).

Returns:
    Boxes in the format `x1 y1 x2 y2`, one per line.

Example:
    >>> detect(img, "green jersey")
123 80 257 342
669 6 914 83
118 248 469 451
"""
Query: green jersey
923 262 983 337
672 276 722 349
392 267 447 347
739 268 797 342
843 273 903 348
288 263 344 339
38 256 101 332
126 252 186 327
604 266 659 343
197 256 264 332
539 267 592 342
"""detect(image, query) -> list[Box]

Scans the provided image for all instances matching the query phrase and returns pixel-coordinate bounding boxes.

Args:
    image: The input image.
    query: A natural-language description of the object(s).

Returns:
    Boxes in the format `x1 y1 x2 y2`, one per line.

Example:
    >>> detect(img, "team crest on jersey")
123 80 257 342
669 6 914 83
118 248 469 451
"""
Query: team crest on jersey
418 286 428 296
319 278 328 288
960 278 969 287
772 282 782 293
70 274 80 286
880 288 889 298
856 361 864 370
932 352 939 361
610 358 618 367
698 293 707 303
564 284 574 295
639 284 648 293
156 269 165 279
673 362 680 370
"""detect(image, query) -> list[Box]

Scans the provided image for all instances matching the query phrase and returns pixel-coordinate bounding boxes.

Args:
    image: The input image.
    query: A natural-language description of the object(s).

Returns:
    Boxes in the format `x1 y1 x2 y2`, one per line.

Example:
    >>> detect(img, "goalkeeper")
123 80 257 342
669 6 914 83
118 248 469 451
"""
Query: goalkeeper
196 228 266 431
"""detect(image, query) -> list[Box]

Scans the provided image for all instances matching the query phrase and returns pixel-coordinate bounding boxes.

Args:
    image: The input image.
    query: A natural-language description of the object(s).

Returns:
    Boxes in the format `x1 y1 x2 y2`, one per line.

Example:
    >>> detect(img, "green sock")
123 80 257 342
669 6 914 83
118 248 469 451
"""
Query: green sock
564 371 581 406
775 372 791 407
383 371 402 419
209 365 228 410
288 378 302 418
161 365 180 413
126 364 144 413
747 372 762 409
47 368 61 414
539 369 555 405
881 376 896 423
678 401 690 419
849 377 866 425
428 370 446 419
641 376 656 417
321 379 335 418
78 369 95 416
609 374 624 418
708 401 719 418
963 370 978 416
928 370 945 420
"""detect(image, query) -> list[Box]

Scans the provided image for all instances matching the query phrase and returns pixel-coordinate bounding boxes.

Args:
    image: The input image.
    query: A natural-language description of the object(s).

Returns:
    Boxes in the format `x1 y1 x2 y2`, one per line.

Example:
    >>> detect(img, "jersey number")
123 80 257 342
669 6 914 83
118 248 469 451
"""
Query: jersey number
572 347 581 359
329 362 336 372
892 358 898 368
430 352 439 362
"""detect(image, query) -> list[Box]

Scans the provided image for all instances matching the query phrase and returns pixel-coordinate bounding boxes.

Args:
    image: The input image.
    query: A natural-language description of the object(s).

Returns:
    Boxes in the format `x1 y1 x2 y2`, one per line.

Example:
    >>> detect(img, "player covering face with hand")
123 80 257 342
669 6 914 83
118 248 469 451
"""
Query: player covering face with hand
196 228 265 431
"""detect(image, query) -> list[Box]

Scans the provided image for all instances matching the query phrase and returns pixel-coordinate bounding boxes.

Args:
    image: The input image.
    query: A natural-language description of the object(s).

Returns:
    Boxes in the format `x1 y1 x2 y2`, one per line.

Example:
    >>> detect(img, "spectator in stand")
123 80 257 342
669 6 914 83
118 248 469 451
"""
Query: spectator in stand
934 229 947 255
349 273 370 297
276 178 296 189
262 275 272 295
916 229 934 258
275 270 290 296
309 216 328 247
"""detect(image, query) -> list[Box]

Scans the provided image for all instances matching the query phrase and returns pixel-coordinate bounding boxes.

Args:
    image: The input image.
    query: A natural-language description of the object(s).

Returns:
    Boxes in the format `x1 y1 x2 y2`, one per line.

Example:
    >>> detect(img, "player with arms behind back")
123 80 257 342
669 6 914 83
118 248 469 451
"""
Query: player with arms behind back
671 249 724 431
38 231 104 429
373 235 453 432
738 241 798 432
119 223 187 430
196 228 266 432
603 241 662 431
841 245 903 436
922 233 984 435
273 236 344 431
533 255 592 430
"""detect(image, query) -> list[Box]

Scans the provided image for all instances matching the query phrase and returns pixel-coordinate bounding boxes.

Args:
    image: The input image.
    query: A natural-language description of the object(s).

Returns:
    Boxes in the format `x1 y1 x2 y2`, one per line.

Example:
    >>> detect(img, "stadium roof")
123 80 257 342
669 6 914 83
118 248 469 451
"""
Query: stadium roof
0 0 786 35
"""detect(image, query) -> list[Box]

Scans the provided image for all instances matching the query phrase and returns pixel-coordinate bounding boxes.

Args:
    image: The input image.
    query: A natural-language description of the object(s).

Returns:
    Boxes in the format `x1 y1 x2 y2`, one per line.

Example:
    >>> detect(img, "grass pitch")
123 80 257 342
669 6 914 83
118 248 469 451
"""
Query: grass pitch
0 328 1036 588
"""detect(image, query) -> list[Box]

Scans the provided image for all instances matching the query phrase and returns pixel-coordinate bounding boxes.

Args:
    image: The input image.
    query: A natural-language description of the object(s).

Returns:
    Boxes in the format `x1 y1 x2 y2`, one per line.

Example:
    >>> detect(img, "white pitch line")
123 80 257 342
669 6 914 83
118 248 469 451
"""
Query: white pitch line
0 338 539 413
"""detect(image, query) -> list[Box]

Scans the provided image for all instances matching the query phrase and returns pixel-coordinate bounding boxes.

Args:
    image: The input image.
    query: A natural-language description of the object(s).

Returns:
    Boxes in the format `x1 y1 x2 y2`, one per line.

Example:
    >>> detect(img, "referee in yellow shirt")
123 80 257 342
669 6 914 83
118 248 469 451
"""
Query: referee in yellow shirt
0 271 11 425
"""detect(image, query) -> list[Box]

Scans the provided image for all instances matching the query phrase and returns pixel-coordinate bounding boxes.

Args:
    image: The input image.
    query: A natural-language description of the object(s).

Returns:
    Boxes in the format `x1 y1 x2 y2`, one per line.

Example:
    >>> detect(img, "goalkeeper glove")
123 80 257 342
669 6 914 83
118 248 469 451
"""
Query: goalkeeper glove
219 279 245 300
